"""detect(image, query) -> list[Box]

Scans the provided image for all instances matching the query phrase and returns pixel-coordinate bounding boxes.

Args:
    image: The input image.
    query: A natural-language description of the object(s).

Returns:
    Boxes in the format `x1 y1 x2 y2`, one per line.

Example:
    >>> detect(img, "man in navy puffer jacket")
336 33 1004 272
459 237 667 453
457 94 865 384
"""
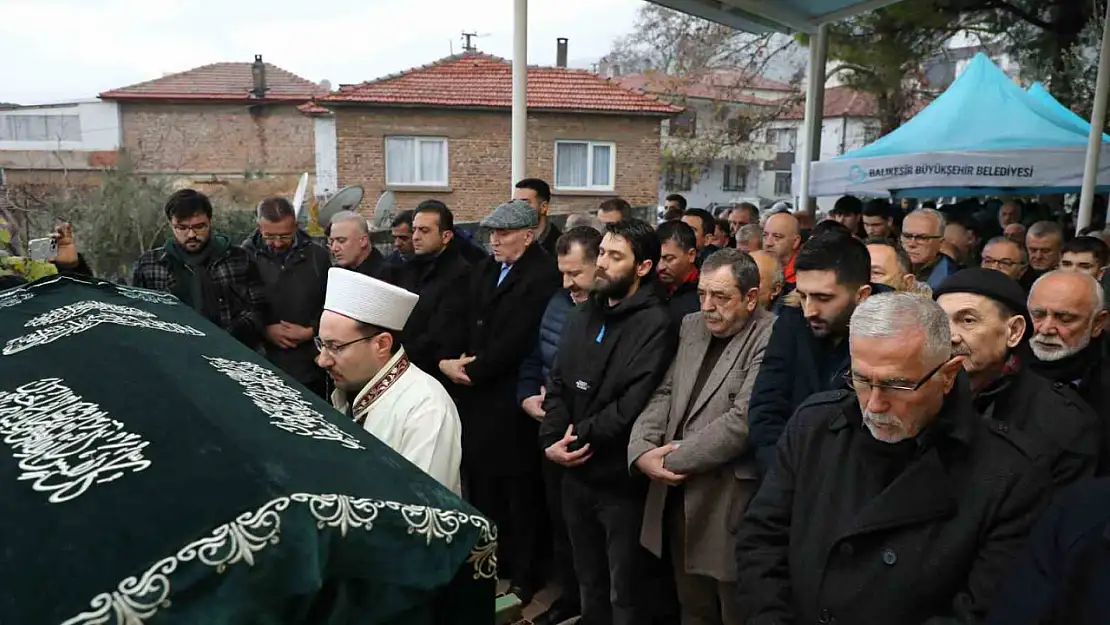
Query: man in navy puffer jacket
517 225 602 625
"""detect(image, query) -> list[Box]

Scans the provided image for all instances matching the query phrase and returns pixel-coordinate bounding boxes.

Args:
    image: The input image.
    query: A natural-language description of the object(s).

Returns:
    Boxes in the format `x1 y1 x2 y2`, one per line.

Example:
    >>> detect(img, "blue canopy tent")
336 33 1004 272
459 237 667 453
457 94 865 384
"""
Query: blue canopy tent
796 54 1110 198
1027 82 1110 142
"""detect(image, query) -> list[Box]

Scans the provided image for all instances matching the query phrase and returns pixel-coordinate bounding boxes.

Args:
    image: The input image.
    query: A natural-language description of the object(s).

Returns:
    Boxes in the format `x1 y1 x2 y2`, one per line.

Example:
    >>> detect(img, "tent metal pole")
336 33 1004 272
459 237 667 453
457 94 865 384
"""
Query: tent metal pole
511 0 528 195
1077 0 1110 233
798 24 828 212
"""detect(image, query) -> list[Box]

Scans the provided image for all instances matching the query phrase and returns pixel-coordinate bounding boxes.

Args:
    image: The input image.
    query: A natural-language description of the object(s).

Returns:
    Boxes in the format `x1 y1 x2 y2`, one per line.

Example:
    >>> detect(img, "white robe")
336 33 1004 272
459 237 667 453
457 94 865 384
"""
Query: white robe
332 348 462 494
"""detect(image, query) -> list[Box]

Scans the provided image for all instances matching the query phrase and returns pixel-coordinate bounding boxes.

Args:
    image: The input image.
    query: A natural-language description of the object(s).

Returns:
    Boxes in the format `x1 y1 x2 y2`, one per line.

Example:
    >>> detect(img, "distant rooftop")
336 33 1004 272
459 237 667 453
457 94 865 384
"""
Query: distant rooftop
99 60 325 102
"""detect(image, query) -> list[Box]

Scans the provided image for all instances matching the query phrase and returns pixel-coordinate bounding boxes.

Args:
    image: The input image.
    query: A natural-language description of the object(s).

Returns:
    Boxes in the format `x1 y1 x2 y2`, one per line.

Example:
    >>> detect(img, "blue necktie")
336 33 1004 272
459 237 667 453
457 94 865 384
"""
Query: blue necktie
497 263 512 286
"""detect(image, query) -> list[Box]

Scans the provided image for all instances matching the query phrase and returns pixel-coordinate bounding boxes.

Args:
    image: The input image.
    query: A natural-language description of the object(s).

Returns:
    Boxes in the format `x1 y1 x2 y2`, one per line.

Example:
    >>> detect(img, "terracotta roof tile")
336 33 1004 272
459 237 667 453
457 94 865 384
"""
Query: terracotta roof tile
319 52 682 116
616 73 788 106
777 85 931 120
100 62 325 102
298 100 332 116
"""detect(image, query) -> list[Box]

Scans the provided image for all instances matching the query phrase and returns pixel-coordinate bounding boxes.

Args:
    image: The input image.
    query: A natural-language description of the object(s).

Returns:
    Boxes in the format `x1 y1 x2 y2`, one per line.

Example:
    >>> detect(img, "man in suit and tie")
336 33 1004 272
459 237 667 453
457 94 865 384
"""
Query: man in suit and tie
629 248 775 625
440 199 561 605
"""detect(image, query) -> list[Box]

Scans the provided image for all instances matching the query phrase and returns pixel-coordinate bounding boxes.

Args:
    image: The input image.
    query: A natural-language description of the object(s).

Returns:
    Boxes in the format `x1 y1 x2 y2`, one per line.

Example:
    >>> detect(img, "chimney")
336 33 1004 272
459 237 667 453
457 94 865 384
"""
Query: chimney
556 38 569 68
250 54 268 99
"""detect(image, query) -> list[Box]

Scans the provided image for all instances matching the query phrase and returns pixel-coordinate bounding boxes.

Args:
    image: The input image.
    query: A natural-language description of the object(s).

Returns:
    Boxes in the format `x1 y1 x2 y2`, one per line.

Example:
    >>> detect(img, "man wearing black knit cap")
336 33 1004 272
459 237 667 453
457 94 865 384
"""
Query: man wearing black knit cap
934 268 1099 486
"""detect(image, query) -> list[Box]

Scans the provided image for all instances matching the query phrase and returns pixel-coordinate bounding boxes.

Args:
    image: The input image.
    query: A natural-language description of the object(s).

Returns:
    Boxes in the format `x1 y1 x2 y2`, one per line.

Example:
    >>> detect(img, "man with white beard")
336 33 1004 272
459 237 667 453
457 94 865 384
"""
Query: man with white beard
736 292 1051 624
1027 271 1110 473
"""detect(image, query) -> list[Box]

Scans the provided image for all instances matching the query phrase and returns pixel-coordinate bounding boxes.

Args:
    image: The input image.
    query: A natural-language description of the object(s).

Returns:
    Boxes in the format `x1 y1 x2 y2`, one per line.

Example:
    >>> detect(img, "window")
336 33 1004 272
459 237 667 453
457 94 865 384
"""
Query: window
668 110 697 137
0 114 81 142
767 128 797 153
774 172 793 196
863 125 881 144
385 137 448 186
554 140 615 190
723 163 748 192
664 163 693 192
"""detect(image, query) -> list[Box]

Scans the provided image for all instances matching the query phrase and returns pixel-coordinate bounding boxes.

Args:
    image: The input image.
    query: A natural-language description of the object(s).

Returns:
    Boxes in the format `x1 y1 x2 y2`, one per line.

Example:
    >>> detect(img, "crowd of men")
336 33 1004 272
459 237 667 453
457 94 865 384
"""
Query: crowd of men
30 180 1110 625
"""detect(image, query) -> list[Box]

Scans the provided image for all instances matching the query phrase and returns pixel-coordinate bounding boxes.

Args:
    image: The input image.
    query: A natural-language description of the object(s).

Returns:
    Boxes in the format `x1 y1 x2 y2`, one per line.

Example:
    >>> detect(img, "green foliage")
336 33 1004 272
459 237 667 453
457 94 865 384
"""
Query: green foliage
213 207 259 246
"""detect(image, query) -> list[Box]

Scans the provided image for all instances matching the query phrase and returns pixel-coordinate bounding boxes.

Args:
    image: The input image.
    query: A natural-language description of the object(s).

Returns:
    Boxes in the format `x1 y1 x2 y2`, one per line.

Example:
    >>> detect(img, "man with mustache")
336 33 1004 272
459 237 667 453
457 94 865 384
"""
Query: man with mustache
630 248 774 625
539 219 678 625
1027 271 1110 472
747 231 887 473
736 292 1051 624
934 268 1098 485
656 220 701 323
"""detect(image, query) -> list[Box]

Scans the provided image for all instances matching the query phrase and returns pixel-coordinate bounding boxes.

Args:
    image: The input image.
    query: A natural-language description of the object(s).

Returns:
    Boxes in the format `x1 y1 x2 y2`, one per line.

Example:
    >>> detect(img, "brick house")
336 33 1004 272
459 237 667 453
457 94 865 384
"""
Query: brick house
313 51 681 222
99 56 324 195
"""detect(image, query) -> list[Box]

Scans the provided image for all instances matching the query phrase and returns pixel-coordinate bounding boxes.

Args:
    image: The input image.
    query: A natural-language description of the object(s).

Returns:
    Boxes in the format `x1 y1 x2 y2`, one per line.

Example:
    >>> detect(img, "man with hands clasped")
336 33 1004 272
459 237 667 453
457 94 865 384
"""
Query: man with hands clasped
629 248 774 625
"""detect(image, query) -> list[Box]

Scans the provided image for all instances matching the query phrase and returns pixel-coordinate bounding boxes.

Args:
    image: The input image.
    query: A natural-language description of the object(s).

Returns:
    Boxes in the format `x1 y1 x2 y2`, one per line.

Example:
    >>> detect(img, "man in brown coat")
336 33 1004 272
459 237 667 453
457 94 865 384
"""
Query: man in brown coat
629 248 774 625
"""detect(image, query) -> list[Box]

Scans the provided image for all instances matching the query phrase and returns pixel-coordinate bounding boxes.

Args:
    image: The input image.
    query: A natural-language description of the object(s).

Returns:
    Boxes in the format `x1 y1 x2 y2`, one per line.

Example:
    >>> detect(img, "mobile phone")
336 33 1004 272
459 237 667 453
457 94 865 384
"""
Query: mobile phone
28 238 57 261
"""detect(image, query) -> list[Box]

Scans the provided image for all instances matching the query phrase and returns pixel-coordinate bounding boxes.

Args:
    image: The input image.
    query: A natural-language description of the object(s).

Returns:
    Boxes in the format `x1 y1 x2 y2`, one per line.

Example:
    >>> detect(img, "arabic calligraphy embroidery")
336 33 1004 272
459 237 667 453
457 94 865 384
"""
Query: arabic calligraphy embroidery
0 378 152 503
3 300 204 356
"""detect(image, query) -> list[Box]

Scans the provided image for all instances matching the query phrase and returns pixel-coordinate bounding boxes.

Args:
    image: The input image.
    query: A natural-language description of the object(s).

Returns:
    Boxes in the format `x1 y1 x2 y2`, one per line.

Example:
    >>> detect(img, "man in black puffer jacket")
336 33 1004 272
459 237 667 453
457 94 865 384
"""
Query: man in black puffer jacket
539 219 678 625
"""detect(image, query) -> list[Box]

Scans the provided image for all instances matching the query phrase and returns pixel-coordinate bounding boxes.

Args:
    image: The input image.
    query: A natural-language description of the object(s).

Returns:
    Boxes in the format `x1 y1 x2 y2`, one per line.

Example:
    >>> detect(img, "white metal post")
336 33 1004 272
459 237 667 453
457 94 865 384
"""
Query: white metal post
1077 0 1110 233
511 0 528 194
798 24 829 212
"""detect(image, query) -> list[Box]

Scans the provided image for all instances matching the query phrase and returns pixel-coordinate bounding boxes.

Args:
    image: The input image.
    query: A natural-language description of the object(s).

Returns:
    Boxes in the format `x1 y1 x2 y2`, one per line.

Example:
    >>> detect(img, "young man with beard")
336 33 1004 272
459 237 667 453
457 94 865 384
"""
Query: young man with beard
132 189 268 348
539 219 678 625
934 268 1098 485
747 231 884 473
1027 271 1110 473
657 220 701 323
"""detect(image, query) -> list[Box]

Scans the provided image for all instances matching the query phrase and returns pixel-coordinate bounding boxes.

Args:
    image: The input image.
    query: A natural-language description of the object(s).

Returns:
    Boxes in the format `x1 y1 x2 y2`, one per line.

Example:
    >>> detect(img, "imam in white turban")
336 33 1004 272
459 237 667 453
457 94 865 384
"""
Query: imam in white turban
323 268 418 331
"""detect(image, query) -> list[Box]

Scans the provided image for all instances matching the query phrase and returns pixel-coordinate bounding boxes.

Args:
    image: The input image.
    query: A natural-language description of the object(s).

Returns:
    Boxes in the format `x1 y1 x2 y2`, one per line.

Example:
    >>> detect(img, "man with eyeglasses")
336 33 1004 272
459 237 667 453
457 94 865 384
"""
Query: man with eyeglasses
981 236 1029 282
242 196 333 398
736 292 1051 624
900 208 959 290
934 268 1097 486
132 188 268 348
316 268 462 493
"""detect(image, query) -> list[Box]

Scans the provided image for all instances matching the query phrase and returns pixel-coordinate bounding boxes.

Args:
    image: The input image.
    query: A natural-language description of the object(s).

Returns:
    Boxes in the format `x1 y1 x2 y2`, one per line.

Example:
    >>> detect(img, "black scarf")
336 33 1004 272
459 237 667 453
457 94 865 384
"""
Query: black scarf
1030 342 1102 389
164 235 228 324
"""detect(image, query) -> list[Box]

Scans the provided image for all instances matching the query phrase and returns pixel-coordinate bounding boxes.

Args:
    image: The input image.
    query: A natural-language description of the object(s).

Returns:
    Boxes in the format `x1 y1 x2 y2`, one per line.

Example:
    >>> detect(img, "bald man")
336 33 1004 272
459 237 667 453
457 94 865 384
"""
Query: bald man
762 212 802 287
1026 271 1110 470
750 250 785 313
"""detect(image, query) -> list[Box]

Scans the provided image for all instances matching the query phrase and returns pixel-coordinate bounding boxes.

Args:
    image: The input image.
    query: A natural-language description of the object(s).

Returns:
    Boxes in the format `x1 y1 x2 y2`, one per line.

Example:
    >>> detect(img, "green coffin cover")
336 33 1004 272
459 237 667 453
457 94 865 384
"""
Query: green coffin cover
0 275 496 625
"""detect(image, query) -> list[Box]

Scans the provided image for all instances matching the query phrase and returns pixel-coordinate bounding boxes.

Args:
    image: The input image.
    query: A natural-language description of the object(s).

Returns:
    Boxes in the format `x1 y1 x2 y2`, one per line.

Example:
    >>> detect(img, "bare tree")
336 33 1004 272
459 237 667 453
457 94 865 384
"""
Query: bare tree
606 5 806 183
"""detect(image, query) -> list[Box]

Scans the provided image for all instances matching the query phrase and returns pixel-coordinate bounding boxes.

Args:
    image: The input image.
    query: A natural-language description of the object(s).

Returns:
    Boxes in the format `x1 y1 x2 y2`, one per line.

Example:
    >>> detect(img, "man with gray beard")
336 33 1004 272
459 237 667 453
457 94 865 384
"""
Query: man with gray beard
1027 271 1110 473
736 292 1051 624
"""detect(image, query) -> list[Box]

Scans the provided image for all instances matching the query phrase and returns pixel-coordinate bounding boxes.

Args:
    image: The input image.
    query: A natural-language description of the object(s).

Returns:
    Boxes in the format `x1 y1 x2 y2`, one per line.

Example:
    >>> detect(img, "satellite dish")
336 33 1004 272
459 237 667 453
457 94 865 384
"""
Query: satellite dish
317 185 365 227
370 191 396 232
291 173 309 218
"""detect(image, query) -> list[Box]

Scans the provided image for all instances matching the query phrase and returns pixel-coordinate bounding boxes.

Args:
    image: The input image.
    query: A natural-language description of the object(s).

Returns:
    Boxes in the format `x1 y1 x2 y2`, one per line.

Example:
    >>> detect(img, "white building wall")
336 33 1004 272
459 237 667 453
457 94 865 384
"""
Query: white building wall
313 116 338 196
660 160 762 209
0 100 120 152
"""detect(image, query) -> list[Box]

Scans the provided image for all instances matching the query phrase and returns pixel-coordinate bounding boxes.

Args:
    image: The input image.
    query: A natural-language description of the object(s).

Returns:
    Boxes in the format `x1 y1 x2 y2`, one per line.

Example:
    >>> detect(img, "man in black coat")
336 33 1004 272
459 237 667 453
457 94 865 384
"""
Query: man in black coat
747 231 886 473
1026 270 1110 473
987 478 1110 625
326 210 393 283
242 197 332 398
736 292 1051 625
540 219 678 625
934 268 1099 485
395 201 470 384
656 219 700 324
440 199 561 605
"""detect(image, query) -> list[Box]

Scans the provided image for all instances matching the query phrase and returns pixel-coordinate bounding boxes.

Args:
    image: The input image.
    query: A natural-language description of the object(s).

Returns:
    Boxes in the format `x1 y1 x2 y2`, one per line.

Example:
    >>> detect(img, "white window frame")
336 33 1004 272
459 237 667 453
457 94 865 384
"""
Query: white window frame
553 140 617 192
384 136 449 187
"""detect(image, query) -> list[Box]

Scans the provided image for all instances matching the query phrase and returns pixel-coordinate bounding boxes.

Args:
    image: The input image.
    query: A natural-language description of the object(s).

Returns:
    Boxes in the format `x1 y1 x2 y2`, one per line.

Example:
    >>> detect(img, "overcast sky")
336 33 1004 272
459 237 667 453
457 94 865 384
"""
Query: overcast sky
2 0 644 104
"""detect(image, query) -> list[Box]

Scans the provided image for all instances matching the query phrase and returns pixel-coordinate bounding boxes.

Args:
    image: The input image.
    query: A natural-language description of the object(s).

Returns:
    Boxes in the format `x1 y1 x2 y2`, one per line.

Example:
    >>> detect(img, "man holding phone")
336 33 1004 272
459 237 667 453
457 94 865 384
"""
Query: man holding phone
0 222 90 289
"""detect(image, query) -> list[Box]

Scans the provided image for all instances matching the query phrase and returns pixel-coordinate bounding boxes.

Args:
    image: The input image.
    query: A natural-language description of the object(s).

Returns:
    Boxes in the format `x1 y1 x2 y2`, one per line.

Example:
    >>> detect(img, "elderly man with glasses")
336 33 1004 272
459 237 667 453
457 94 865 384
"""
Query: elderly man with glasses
736 292 1051 624
900 208 960 290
